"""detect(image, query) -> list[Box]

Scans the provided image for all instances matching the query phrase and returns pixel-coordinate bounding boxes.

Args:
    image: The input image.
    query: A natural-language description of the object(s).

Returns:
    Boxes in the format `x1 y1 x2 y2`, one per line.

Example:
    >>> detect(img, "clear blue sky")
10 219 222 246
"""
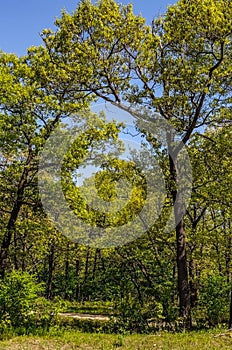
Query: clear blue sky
0 0 176 56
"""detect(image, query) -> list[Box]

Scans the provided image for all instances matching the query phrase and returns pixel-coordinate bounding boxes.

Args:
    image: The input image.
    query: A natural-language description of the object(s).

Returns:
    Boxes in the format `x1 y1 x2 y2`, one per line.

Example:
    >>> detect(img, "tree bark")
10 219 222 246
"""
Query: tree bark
64 242 70 299
92 248 100 280
168 135 191 329
75 258 80 302
0 152 33 278
228 219 232 329
175 217 191 328
229 287 232 329
46 242 55 300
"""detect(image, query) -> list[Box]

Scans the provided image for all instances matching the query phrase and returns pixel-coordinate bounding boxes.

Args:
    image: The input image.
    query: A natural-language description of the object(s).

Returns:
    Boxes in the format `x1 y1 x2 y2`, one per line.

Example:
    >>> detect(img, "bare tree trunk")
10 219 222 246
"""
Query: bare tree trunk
228 219 232 329
225 218 231 284
83 247 90 284
168 134 191 329
175 217 191 328
92 248 100 280
64 242 70 299
46 242 55 300
13 231 19 271
0 153 32 277
82 247 90 301
229 287 232 329
75 258 80 302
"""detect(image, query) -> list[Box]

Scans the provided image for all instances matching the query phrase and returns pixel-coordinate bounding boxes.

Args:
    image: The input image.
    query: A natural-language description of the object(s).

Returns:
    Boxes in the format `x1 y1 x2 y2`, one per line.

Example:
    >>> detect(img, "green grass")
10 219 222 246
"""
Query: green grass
0 329 232 349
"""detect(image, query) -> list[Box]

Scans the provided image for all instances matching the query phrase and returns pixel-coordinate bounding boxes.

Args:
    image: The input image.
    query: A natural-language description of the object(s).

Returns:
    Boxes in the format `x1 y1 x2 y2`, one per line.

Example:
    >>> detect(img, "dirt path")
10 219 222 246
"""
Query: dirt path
59 312 110 320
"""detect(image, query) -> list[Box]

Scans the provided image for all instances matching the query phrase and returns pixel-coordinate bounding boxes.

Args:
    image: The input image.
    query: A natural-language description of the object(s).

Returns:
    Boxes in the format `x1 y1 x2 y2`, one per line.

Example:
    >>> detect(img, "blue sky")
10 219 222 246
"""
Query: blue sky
0 0 176 56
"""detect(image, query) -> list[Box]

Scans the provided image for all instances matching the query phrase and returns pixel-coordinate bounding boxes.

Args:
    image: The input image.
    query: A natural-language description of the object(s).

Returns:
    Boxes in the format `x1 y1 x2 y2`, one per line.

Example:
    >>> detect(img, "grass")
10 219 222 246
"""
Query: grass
0 329 232 349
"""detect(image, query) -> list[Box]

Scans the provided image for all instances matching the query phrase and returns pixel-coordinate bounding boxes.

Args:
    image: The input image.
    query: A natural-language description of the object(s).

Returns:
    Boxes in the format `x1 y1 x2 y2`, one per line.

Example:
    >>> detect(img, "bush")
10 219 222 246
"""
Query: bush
32 296 65 332
0 270 63 336
110 294 164 334
0 270 43 329
194 274 230 327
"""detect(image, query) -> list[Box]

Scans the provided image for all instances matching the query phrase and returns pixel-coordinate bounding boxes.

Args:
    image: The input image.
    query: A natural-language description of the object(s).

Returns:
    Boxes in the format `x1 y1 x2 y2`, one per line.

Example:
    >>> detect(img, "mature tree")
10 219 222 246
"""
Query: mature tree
0 49 93 276
39 0 232 328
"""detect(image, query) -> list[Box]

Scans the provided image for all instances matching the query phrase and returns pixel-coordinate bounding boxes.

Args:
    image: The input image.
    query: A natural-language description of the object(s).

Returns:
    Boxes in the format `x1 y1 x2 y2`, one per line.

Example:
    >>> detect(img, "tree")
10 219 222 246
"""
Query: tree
0 49 92 276
39 0 232 328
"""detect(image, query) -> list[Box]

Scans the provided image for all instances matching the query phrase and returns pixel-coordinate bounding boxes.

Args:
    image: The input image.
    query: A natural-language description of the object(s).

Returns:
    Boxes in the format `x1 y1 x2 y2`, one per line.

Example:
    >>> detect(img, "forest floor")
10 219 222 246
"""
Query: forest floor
0 329 232 350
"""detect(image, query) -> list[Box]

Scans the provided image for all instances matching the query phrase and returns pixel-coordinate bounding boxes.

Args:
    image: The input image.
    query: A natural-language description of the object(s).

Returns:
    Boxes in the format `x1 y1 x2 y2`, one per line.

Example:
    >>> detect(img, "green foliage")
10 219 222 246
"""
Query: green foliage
32 296 65 332
111 294 164 334
0 314 13 340
196 274 230 327
0 270 43 329
64 300 114 316
0 271 63 337
0 0 232 336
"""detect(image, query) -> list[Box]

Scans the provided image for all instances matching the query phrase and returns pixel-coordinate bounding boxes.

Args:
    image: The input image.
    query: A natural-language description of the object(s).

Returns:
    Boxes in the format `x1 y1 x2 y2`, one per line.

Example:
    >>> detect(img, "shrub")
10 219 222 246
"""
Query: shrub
0 270 43 329
0 270 63 335
195 274 230 327
110 294 164 334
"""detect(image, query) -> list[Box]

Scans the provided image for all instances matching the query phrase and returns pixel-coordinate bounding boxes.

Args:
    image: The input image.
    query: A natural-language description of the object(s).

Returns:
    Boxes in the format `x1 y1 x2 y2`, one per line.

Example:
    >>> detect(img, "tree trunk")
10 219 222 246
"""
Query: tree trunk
92 248 100 280
13 231 19 271
228 219 232 329
0 153 32 278
225 218 231 284
229 287 232 329
46 242 55 300
189 255 199 308
175 217 191 328
64 242 70 299
75 258 80 302
82 247 90 301
168 134 191 329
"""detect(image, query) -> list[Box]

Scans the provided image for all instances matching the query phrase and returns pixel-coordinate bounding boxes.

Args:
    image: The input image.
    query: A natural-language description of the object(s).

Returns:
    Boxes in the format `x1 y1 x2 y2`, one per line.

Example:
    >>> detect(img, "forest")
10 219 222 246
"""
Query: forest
0 0 232 348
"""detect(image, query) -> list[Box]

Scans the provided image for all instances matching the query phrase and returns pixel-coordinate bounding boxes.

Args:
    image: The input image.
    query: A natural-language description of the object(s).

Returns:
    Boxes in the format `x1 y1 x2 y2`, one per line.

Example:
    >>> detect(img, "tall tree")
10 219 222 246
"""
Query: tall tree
0 49 92 276
40 0 232 327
